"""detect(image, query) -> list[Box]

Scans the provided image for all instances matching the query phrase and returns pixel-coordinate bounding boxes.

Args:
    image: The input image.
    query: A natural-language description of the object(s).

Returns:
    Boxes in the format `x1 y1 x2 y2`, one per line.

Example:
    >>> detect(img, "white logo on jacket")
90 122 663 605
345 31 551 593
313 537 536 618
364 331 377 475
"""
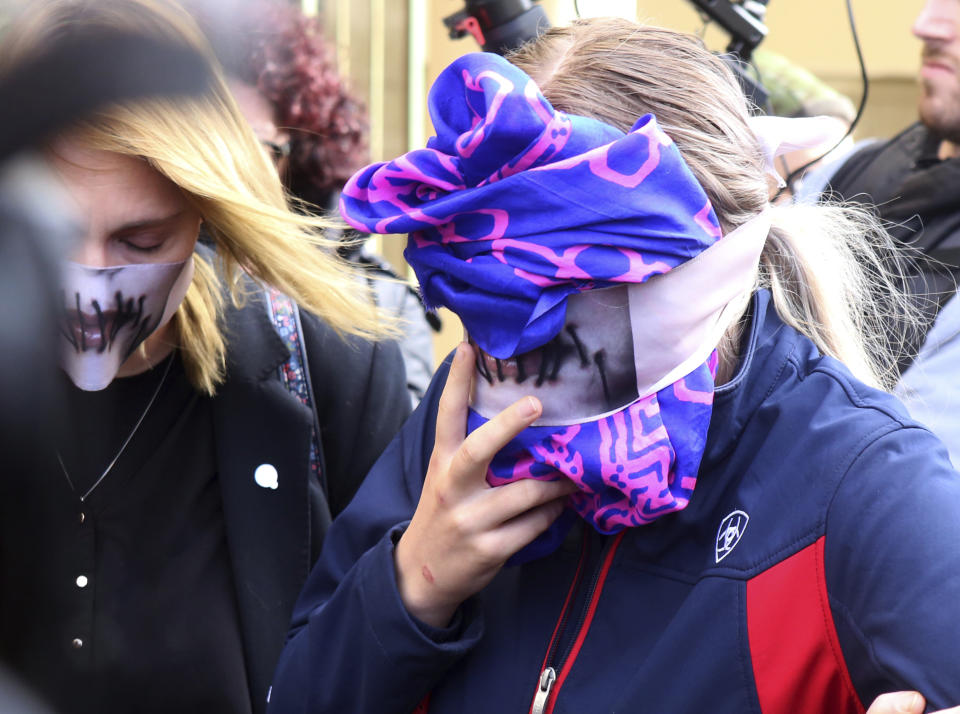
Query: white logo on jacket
715 510 749 563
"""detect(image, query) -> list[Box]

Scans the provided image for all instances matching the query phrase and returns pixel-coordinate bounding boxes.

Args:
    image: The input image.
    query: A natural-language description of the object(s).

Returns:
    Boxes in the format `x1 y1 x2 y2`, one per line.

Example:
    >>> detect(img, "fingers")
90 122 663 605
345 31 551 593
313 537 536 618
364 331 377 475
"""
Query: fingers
867 691 960 714
446 393 542 488
434 341 544 492
475 476 578 529
434 343 476 455
480 496 569 559
866 692 926 714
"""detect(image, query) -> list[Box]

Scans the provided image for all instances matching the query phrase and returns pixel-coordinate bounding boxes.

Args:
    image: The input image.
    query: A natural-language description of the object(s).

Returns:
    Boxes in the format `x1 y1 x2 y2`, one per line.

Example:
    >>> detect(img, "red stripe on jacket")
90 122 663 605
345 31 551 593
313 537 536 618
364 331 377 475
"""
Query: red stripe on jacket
544 531 626 714
747 536 864 714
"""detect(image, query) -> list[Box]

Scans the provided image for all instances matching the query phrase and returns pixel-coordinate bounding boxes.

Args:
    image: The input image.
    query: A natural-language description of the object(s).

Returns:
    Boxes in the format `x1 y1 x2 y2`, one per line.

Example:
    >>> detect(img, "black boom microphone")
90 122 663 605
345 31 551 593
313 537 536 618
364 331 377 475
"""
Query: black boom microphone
444 0 550 56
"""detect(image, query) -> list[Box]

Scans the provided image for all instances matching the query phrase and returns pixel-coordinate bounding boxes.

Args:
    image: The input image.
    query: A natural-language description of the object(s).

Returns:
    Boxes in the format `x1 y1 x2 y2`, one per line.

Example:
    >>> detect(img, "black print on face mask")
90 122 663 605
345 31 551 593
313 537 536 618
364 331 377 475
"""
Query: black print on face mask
61 290 152 356
473 325 621 411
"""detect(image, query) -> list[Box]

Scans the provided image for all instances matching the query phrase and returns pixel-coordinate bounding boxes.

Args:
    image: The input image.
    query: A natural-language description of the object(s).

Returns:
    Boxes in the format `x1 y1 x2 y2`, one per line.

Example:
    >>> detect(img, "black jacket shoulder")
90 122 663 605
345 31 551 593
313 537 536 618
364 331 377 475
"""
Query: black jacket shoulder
207 265 411 713
297 308 411 514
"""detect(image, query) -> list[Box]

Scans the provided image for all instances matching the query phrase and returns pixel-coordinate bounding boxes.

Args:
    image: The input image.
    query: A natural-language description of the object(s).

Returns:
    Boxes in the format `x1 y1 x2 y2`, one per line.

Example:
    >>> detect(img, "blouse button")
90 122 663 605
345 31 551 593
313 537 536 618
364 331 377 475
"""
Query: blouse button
76 575 88 589
71 638 83 649
78 512 85 524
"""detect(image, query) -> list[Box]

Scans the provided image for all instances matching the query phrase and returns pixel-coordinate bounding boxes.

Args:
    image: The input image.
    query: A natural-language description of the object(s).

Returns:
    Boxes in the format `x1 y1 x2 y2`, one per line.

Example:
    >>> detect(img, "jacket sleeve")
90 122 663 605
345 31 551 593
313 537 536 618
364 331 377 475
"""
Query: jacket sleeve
895 292 960 469
825 421 960 710
266 359 484 714
300 312 413 516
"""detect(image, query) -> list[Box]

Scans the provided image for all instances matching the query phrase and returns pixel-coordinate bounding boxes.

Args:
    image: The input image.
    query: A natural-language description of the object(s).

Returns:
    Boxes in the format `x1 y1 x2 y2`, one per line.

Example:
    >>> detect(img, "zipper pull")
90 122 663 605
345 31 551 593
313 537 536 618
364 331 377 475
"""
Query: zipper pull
531 667 557 714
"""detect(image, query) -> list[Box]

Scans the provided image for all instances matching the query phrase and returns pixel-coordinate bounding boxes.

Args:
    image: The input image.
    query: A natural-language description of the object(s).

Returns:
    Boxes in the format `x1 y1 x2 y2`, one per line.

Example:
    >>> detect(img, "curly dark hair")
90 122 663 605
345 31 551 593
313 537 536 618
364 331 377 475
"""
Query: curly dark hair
193 0 369 209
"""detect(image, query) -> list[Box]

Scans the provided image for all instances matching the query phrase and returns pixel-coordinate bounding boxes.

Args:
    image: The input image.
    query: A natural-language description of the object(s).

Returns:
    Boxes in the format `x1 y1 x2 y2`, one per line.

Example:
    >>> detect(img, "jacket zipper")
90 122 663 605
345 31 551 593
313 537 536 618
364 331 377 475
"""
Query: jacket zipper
530 667 557 714
528 530 625 714
528 528 590 714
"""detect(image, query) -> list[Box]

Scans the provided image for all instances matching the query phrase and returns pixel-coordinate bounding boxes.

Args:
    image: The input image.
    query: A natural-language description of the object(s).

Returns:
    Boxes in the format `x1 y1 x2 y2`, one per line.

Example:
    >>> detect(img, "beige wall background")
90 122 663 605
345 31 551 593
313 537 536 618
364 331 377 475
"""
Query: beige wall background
315 0 928 361
424 0 926 139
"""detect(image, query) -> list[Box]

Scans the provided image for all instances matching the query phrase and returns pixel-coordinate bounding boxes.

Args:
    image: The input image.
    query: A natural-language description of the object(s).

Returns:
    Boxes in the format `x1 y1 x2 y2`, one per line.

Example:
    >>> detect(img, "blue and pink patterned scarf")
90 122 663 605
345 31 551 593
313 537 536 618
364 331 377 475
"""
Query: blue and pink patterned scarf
340 52 726 548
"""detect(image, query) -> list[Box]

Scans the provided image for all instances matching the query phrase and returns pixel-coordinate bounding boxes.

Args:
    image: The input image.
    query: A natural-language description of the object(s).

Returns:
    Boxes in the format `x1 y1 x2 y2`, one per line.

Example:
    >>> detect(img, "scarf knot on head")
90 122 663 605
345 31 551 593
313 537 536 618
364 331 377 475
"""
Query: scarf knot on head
340 52 722 358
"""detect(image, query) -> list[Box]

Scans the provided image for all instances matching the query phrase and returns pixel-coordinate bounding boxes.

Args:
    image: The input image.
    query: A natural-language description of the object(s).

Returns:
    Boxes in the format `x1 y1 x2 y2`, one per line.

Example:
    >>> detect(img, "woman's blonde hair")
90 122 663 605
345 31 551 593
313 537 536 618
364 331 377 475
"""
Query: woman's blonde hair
509 18 916 390
0 0 394 395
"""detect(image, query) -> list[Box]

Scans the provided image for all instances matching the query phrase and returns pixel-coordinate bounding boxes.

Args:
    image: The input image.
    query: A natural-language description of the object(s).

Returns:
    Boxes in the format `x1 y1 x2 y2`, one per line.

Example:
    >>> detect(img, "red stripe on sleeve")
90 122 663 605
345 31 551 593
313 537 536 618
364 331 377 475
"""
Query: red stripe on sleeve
746 536 864 714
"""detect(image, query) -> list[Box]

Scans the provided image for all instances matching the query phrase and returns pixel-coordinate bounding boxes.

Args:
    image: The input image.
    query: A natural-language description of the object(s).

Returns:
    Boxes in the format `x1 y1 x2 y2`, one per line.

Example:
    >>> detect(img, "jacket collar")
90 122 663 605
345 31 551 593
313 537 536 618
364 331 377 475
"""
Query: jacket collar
615 290 808 569
210 282 315 714
223 289 290 384
195 242 289 383
703 289 805 467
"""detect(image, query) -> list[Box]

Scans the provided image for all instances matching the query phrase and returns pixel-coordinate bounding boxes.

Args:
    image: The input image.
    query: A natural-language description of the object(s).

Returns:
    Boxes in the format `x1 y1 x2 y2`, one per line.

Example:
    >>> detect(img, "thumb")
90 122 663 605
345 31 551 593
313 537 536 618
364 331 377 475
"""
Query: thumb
866 692 925 714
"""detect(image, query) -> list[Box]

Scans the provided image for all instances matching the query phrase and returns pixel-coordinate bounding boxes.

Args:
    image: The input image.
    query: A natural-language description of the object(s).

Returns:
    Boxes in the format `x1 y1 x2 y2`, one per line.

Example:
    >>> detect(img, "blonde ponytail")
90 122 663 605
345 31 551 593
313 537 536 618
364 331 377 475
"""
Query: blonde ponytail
759 202 918 389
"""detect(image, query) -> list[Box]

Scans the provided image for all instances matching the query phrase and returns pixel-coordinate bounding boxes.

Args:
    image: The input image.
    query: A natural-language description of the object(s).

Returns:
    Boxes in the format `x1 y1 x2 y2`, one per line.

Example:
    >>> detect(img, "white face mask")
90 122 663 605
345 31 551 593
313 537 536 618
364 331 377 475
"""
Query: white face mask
472 285 640 424
471 212 771 426
58 257 194 391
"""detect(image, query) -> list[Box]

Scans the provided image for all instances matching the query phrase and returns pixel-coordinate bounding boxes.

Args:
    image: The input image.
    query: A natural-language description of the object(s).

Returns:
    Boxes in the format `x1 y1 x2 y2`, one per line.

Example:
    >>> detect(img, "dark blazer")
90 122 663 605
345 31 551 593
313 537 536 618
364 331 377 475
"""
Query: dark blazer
213 288 410 713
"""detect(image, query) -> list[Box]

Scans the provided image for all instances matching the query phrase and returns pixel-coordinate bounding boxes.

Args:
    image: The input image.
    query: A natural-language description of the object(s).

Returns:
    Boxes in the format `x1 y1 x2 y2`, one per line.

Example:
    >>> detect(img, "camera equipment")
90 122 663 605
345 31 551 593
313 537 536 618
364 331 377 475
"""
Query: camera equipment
0 30 212 162
687 0 771 110
444 1 766 105
444 0 550 56
688 0 769 61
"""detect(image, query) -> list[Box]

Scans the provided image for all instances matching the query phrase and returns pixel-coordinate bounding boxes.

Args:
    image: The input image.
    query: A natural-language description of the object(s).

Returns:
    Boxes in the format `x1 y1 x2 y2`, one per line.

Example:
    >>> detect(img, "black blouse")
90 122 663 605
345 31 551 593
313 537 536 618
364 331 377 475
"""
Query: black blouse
0 353 252 714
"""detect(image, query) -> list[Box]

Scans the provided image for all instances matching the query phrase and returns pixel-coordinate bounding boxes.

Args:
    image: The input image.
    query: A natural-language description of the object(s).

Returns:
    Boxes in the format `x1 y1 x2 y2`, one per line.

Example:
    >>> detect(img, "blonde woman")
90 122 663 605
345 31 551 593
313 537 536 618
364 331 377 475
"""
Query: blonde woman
268 18 960 714
0 1 409 712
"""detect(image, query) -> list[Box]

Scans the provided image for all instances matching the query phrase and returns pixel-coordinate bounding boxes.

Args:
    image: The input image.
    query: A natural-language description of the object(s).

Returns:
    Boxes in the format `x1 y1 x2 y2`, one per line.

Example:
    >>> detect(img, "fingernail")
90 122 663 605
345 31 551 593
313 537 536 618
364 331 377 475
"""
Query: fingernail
454 342 469 364
520 396 540 418
895 692 924 713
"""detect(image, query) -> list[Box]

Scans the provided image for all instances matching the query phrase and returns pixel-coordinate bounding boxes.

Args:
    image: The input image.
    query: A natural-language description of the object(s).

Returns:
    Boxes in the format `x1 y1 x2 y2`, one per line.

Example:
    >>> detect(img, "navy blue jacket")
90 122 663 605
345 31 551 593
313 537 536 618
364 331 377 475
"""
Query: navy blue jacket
268 291 960 714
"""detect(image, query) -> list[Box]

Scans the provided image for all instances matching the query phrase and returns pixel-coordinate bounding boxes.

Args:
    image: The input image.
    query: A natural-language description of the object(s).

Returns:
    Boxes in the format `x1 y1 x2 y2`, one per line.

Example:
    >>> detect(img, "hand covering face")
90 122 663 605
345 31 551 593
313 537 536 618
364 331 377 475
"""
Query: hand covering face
340 52 760 556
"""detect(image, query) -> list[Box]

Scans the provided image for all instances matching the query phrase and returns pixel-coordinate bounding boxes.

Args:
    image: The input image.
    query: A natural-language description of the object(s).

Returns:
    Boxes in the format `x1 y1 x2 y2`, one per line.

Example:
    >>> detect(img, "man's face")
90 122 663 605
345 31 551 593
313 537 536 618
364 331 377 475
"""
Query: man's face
914 0 960 141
